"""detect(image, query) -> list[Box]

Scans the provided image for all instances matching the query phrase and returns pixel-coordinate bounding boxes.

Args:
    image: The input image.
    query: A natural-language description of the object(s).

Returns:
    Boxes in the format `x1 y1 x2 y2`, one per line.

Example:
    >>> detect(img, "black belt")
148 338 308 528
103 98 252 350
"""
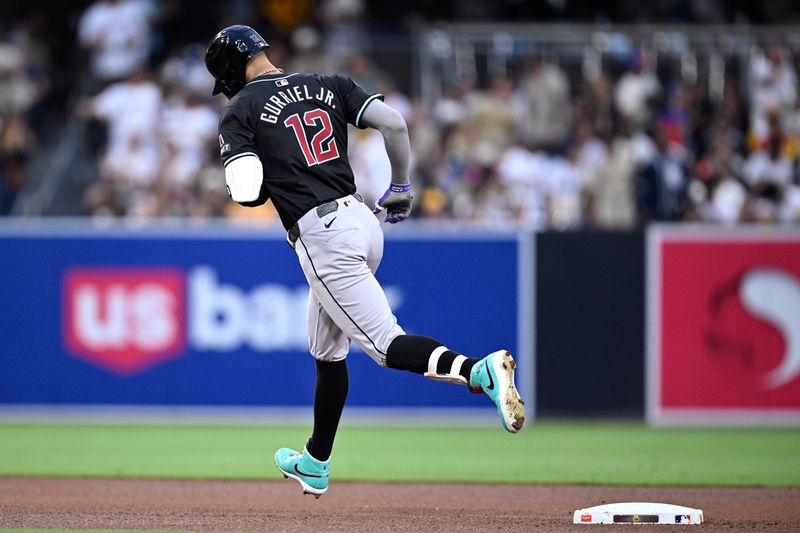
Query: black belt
288 193 363 245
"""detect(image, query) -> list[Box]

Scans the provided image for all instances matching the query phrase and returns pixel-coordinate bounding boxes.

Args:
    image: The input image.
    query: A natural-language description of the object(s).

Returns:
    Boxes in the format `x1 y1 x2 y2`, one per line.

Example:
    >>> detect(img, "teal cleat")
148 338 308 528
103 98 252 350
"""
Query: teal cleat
469 350 525 433
275 447 330 498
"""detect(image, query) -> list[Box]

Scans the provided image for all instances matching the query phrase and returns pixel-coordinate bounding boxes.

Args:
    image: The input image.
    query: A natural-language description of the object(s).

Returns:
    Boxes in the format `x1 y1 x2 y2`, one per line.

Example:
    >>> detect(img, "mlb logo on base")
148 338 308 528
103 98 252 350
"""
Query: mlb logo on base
63 268 186 375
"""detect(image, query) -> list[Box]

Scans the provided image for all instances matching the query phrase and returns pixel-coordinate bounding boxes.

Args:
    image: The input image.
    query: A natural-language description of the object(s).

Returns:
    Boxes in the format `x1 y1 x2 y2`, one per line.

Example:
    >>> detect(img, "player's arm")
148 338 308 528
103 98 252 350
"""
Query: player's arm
359 100 413 223
218 100 269 206
360 99 411 184
330 74 413 223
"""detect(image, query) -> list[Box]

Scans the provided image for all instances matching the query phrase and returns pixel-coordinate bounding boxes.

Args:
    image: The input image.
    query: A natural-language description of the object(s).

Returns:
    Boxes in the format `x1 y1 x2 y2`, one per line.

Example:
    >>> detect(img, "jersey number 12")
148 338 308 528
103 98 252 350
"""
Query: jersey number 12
284 109 340 167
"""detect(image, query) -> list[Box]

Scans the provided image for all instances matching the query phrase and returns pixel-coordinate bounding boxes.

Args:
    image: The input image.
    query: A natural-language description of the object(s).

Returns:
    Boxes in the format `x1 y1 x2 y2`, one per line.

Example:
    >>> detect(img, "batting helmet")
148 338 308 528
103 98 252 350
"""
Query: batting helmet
205 25 269 99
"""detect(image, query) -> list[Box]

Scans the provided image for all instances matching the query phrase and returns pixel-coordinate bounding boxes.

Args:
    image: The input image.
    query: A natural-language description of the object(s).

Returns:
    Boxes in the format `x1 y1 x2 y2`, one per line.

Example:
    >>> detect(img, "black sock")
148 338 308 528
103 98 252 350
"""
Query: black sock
306 359 348 461
386 334 477 382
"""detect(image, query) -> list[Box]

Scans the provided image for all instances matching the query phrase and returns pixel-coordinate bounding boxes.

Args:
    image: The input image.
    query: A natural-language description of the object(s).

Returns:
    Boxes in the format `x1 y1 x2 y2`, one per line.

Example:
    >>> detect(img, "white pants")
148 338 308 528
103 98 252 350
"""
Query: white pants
294 195 405 365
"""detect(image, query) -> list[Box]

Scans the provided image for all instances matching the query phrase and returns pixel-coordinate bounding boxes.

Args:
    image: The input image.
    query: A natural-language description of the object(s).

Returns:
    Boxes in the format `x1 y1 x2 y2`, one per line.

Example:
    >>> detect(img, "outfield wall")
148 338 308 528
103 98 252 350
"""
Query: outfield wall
535 231 645 418
647 226 800 426
536 226 800 424
0 221 532 413
1 221 798 423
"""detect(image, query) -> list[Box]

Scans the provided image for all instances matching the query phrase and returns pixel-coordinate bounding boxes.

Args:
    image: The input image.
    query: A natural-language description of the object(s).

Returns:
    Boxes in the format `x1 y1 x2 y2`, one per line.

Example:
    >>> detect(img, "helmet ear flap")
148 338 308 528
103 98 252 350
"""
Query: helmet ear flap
219 79 245 99
212 79 225 96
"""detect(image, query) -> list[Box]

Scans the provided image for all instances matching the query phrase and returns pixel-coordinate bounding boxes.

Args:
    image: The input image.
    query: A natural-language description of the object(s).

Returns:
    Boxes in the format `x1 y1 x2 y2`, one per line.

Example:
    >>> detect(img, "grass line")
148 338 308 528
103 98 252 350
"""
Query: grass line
0 422 798 486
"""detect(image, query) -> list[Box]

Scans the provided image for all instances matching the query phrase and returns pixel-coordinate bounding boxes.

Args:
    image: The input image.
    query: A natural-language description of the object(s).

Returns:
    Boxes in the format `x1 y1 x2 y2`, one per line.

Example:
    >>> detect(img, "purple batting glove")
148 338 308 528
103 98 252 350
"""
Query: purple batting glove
373 182 413 223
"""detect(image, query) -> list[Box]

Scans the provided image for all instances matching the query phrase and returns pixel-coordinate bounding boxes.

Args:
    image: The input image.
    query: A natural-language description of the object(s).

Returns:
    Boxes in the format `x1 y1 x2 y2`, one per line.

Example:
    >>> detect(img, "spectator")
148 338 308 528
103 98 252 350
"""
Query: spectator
573 120 608 190
100 134 162 216
740 134 795 223
101 134 160 190
82 68 162 217
159 92 218 213
87 68 162 163
659 83 692 149
748 46 797 146
515 60 572 147
779 167 800 224
702 114 744 156
83 132 161 218
545 148 584 229
495 143 549 228
691 144 748 224
589 130 637 229
471 173 516 226
0 39 39 214
0 42 37 115
0 114 34 214
191 159 233 219
320 0 367 62
615 53 660 131
159 44 215 97
636 127 689 222
286 26 337 75
78 0 155 84
580 72 616 139
344 54 383 94
742 134 795 191
408 101 439 176
467 77 516 166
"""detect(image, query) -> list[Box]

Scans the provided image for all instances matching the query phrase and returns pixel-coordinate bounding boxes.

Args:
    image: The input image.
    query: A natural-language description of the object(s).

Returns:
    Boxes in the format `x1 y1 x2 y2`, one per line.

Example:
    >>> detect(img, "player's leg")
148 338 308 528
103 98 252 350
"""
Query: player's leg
300 251 496 417
305 296 349 461
296 201 524 432
384 334 477 385
360 205 524 433
356 206 485 388
275 295 348 497
385 334 525 433
294 207 403 367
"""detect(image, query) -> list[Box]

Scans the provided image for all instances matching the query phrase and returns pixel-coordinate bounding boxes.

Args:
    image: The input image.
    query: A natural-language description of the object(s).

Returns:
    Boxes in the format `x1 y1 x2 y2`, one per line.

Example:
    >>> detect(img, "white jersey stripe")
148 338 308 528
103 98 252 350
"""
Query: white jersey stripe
223 151 259 167
354 94 384 128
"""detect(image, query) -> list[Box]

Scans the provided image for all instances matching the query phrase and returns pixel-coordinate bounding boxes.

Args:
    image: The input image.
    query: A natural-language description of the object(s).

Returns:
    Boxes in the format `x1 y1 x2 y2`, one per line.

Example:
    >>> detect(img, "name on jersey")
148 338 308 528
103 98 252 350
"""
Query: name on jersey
260 85 335 124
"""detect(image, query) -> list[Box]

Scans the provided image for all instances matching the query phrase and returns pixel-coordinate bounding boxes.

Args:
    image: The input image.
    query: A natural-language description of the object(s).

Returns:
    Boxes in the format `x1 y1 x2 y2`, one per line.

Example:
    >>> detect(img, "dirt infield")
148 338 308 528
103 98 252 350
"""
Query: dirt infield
1 477 799 532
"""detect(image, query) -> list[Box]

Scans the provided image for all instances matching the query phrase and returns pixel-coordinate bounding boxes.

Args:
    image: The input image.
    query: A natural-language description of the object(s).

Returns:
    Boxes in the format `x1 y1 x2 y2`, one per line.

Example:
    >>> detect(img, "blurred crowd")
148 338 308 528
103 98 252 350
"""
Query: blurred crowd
401 48 800 228
0 25 44 215
1 0 799 228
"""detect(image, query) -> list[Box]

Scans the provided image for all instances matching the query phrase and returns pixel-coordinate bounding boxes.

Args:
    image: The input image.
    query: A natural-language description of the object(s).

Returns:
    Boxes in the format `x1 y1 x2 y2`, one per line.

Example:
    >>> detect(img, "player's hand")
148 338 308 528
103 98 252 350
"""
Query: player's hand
373 183 413 223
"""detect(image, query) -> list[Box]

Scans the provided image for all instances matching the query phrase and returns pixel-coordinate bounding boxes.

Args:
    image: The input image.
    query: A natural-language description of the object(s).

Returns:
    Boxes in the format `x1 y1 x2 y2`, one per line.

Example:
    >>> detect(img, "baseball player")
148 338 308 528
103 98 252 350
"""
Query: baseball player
205 25 525 498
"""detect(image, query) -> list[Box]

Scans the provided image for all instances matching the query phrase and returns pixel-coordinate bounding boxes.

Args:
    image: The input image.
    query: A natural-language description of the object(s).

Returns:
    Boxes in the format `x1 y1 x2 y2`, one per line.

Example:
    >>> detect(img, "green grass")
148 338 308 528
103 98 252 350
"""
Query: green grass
0 422 798 486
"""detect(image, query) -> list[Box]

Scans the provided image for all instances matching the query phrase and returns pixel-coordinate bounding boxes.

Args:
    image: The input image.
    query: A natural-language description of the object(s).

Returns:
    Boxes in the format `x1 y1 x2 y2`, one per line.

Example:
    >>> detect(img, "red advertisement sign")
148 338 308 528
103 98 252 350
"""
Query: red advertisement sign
63 268 186 375
648 229 800 424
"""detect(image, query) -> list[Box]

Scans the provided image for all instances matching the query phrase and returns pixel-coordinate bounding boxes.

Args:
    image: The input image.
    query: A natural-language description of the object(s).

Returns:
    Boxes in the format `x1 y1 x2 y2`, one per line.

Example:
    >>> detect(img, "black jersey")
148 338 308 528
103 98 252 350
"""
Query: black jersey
217 72 384 229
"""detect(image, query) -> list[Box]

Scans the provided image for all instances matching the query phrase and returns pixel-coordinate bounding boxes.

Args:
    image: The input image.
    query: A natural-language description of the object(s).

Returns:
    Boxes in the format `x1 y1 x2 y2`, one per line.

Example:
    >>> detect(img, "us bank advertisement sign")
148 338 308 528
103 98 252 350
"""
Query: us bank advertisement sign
0 224 523 408
647 227 800 425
